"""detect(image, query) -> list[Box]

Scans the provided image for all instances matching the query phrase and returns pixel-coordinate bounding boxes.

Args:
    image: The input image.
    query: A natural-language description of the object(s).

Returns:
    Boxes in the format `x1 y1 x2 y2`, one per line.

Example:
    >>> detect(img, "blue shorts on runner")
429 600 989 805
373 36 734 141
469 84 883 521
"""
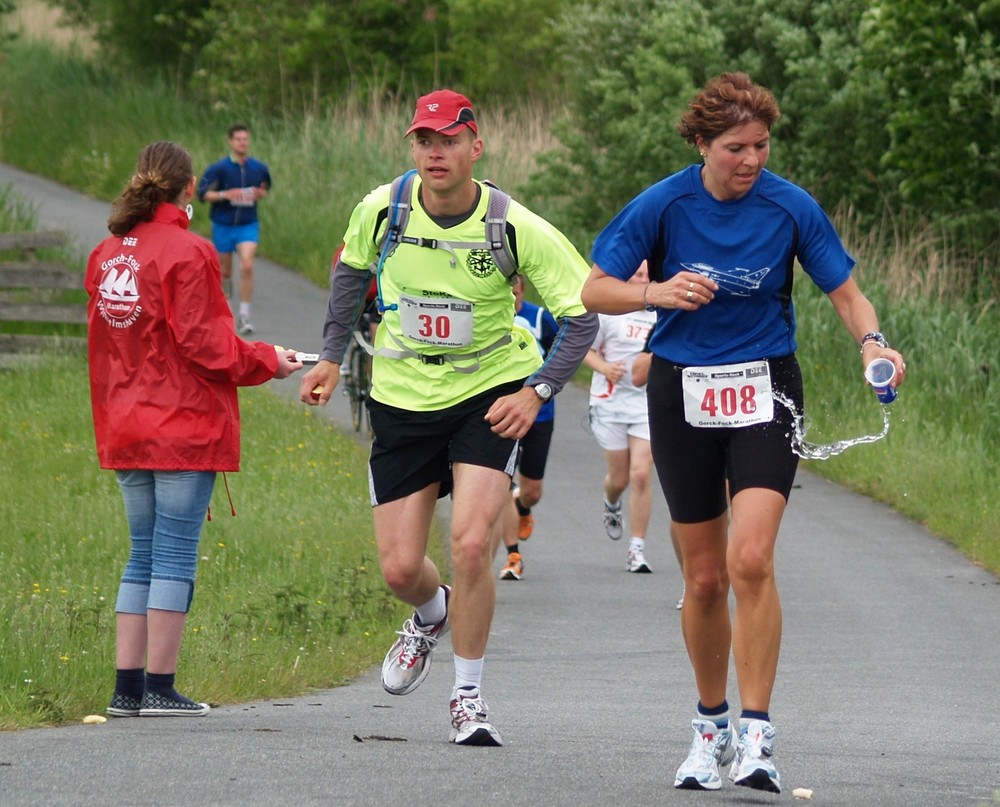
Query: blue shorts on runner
212 221 260 254
366 379 523 506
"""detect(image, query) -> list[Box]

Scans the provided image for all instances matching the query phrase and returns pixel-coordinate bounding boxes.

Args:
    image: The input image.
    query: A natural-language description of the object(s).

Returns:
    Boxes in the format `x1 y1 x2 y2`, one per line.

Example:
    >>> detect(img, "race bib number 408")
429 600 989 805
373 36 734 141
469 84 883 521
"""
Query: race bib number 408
681 360 773 428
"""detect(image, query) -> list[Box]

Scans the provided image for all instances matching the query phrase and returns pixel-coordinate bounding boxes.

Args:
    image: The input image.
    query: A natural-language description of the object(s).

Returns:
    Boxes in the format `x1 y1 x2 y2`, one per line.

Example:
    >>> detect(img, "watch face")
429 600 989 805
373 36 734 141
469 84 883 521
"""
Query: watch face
535 383 553 401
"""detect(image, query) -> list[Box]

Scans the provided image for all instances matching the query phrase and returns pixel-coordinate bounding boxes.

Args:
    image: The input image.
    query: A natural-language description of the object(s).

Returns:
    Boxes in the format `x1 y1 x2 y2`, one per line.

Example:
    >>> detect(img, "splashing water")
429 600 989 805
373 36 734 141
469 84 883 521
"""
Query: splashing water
773 391 891 460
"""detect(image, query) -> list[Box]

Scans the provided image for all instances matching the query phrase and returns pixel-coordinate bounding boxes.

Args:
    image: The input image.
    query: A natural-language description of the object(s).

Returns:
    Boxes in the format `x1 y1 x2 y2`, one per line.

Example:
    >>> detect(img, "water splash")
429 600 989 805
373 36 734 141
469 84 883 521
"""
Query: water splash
773 391 891 460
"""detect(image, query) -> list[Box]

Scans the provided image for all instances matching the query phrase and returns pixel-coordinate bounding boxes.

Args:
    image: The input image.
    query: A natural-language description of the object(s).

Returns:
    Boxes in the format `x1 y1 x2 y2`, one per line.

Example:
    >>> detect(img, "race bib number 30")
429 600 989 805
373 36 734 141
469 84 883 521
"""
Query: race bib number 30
398 293 474 348
682 360 773 428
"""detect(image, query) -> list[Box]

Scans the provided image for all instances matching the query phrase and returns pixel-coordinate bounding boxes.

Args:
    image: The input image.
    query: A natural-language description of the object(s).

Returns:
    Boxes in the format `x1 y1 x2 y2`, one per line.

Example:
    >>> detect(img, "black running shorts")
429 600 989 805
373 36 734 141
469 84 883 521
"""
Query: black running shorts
366 379 523 506
646 354 804 524
516 418 554 481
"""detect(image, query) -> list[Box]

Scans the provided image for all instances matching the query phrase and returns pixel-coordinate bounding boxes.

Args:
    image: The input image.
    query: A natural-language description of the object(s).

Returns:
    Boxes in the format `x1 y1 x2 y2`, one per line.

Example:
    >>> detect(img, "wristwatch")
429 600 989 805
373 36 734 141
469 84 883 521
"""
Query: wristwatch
531 383 553 403
860 331 888 351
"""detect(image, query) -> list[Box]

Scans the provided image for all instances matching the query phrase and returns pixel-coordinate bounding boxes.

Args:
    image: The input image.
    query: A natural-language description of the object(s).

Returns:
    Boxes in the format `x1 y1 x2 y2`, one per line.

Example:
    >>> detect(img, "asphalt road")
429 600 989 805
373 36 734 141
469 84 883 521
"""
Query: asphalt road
2 163 998 806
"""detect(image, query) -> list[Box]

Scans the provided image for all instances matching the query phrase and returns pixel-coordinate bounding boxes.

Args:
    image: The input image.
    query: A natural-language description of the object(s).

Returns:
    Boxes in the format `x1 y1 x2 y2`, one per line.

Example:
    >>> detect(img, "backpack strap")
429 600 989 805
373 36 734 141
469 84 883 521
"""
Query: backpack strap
371 169 418 313
367 173 520 371
377 174 517 279
378 169 418 262
370 329 513 374
482 180 517 281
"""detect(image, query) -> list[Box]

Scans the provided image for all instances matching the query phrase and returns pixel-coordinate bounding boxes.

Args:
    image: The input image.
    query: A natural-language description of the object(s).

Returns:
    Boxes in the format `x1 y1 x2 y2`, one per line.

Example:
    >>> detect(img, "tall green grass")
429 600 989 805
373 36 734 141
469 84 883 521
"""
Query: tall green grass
0 354 410 729
793 277 998 563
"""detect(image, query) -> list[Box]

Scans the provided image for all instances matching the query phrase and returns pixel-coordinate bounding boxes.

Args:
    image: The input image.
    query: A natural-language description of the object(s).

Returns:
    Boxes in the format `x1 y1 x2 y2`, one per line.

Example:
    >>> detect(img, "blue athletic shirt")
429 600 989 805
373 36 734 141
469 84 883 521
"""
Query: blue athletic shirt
591 165 855 366
514 299 559 423
197 156 272 227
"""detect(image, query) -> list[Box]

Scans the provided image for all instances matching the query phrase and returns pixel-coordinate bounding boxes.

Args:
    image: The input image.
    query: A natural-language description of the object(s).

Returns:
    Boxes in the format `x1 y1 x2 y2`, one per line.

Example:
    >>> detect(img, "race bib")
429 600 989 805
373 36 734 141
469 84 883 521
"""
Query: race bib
398 293 474 348
682 360 774 428
230 187 256 207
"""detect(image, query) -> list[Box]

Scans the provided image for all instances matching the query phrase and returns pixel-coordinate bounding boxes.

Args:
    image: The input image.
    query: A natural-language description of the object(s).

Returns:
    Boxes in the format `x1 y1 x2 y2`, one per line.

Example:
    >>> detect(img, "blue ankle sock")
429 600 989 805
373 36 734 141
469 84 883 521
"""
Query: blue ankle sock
145 672 177 698
698 699 730 728
115 668 145 700
740 709 771 731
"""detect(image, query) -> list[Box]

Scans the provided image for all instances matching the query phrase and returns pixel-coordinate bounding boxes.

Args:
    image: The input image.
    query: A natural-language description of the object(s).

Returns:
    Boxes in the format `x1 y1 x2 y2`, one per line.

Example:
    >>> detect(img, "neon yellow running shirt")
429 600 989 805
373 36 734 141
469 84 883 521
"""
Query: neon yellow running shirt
340 177 590 411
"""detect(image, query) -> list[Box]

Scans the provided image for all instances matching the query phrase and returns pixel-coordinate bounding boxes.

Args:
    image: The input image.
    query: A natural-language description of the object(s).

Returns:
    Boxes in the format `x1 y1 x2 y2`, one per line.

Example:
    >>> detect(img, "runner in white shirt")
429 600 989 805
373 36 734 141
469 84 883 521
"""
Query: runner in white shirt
583 262 656 572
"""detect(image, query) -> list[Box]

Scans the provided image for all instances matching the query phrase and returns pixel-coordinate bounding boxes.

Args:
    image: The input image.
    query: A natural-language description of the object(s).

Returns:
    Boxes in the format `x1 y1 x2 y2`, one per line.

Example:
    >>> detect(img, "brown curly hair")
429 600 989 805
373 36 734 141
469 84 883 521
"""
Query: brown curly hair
676 72 781 147
107 141 194 237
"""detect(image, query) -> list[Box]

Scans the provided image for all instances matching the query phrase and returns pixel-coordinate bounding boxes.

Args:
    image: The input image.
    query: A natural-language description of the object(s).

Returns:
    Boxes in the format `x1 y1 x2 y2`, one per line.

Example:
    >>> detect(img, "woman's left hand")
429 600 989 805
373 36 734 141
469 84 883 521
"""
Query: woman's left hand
645 271 718 310
273 346 303 379
863 344 907 388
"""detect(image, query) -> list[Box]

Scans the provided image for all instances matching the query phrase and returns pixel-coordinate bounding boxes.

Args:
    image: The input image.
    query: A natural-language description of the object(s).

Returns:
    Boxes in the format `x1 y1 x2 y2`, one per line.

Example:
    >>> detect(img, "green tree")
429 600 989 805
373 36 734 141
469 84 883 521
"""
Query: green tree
193 0 448 114
45 0 212 83
858 0 1000 250
527 0 726 249
708 0 889 214
445 0 567 102
1 0 16 46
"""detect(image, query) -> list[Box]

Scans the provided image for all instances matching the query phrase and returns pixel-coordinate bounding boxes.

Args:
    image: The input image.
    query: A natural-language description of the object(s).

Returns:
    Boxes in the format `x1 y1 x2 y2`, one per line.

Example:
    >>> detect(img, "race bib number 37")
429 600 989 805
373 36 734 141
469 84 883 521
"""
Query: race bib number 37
681 360 774 428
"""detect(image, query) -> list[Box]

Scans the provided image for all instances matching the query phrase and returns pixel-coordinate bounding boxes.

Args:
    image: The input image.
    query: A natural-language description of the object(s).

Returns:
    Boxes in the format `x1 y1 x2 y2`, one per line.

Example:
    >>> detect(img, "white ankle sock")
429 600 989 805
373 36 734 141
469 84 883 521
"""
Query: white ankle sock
414 586 446 628
453 655 484 693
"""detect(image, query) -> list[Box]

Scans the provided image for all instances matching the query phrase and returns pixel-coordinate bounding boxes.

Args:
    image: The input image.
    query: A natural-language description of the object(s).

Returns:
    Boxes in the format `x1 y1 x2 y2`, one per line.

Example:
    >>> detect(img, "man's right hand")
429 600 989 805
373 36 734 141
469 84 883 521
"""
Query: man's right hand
299 359 341 406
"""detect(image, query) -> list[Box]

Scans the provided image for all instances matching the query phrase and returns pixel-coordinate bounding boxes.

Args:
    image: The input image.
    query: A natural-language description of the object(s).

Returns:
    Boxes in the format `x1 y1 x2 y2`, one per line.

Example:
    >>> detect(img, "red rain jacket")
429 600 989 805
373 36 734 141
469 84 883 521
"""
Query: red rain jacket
86 203 277 471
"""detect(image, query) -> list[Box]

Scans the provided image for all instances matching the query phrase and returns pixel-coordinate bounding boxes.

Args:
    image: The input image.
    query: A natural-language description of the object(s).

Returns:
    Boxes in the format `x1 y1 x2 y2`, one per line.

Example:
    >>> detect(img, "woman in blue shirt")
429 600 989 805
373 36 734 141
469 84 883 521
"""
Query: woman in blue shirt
582 72 906 795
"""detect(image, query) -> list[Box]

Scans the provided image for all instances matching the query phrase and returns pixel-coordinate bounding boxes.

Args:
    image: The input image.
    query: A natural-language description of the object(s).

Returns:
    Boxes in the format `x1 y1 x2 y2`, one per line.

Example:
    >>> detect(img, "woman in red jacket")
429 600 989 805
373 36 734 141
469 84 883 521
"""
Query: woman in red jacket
86 141 301 717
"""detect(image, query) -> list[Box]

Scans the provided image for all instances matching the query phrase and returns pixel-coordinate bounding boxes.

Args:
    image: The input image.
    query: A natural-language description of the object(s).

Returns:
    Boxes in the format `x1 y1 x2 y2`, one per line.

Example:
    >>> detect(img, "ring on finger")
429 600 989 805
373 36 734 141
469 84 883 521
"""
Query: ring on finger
688 281 694 291
686 290 694 300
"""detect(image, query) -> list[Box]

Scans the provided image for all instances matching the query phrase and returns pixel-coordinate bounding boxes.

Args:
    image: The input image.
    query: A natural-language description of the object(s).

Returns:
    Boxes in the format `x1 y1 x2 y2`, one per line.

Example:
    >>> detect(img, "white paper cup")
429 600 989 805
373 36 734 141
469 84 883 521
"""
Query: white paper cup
864 357 897 404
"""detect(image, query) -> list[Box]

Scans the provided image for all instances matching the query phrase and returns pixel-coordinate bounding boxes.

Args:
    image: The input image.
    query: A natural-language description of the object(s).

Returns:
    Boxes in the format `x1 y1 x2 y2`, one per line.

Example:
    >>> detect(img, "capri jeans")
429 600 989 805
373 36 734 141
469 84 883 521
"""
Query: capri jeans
114 470 216 615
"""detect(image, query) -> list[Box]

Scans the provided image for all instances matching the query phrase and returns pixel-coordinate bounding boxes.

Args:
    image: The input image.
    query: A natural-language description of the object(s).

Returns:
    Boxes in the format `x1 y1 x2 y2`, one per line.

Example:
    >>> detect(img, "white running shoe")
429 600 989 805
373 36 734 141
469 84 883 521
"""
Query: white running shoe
449 687 503 746
380 586 450 696
626 545 651 573
603 501 624 540
237 317 254 335
729 720 781 793
674 718 736 790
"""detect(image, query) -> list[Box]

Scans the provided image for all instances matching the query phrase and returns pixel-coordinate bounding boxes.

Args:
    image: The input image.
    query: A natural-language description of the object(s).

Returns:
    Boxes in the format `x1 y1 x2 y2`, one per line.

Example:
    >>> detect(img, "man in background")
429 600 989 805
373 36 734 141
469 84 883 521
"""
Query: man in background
198 124 271 334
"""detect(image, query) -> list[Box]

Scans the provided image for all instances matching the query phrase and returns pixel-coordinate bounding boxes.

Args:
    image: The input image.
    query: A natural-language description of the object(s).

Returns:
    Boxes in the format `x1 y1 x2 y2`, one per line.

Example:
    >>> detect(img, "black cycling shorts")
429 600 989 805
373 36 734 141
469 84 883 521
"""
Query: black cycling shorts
366 379 523 506
516 418 554 481
647 354 803 524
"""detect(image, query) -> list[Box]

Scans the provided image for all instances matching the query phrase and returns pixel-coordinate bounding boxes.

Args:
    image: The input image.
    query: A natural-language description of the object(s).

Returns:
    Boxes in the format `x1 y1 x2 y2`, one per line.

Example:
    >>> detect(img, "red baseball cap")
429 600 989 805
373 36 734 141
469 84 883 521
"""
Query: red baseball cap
405 90 478 137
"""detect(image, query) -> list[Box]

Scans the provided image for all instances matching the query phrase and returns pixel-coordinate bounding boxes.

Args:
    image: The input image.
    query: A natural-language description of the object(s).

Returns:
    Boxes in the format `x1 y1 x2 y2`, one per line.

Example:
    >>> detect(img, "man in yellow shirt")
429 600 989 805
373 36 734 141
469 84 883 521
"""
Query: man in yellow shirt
301 90 596 746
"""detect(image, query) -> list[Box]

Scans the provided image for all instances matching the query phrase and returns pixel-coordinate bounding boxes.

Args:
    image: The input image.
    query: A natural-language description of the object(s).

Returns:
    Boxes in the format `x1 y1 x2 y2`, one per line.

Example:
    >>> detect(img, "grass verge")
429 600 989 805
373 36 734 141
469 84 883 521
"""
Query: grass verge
0 354 413 729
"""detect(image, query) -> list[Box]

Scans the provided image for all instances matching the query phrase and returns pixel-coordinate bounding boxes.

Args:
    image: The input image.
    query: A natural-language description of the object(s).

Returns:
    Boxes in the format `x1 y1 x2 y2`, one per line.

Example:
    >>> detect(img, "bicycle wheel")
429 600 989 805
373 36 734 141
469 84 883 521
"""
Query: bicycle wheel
348 338 368 432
